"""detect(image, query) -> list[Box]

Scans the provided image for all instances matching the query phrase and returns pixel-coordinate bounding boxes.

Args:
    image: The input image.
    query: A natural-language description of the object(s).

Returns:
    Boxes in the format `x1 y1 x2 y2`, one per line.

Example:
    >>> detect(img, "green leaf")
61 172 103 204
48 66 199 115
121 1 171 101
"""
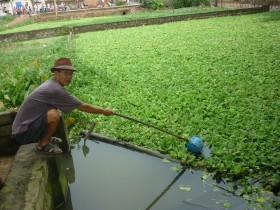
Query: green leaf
179 185 191 191
223 202 231 209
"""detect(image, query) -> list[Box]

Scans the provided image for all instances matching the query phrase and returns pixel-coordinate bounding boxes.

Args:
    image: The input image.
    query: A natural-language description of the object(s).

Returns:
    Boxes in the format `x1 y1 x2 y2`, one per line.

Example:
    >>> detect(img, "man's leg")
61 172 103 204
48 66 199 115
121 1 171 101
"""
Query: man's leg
37 109 62 152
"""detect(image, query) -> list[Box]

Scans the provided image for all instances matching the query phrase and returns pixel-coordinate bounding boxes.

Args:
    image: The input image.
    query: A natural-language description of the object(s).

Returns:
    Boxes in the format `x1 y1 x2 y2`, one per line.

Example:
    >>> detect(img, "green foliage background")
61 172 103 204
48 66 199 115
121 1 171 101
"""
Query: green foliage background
172 0 210 9
0 10 279 206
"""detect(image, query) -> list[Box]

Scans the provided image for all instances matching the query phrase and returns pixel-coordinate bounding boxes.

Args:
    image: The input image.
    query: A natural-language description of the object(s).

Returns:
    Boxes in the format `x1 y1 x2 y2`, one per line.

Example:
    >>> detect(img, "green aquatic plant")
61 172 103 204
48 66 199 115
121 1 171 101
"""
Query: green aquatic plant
0 11 279 208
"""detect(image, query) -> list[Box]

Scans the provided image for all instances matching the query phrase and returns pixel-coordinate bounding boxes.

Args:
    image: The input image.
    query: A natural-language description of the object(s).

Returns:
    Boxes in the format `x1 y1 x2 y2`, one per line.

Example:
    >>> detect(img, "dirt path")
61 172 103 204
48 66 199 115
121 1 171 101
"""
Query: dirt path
4 15 29 27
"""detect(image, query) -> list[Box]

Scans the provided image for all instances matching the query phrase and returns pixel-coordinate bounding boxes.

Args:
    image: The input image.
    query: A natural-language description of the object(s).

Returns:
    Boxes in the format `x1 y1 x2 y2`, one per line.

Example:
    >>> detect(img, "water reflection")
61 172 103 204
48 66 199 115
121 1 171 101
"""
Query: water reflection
59 187 74 210
59 138 247 210
62 153 75 184
146 168 186 209
82 144 90 157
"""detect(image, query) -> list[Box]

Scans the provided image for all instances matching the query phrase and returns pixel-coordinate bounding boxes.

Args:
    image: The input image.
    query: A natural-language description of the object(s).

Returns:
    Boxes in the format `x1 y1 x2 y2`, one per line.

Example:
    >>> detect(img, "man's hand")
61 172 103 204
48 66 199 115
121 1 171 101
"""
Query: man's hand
102 108 114 116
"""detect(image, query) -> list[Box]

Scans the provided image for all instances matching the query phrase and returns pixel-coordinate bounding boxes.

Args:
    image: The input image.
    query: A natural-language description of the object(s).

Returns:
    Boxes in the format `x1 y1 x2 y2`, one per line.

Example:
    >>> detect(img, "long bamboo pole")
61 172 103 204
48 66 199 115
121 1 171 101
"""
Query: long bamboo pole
114 113 188 141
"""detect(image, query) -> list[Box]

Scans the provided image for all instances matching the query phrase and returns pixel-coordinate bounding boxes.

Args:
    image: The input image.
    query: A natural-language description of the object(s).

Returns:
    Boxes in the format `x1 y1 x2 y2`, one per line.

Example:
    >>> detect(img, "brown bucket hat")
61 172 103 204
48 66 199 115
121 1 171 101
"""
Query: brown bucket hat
51 57 76 72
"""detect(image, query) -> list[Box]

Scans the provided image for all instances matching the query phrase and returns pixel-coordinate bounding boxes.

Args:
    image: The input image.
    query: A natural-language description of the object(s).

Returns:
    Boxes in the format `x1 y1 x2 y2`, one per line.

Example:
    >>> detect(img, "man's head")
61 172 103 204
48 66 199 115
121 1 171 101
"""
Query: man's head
51 57 76 72
51 58 76 86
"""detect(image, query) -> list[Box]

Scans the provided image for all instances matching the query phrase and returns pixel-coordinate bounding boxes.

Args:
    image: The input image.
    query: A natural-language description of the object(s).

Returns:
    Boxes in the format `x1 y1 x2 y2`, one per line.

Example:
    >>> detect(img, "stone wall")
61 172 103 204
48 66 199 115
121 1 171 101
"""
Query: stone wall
0 144 70 210
0 110 71 210
210 0 280 9
0 5 270 43
0 111 19 156
33 5 135 22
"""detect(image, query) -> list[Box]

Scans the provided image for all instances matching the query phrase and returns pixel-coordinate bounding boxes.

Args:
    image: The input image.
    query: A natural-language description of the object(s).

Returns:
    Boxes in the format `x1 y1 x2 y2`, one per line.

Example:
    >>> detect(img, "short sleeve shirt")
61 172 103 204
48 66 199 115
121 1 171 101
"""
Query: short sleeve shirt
12 78 83 135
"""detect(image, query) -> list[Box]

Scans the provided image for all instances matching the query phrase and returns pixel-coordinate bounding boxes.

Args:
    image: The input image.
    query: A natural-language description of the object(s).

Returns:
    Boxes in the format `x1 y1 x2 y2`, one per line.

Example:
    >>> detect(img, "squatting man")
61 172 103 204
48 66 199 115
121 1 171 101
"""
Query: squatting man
12 57 113 154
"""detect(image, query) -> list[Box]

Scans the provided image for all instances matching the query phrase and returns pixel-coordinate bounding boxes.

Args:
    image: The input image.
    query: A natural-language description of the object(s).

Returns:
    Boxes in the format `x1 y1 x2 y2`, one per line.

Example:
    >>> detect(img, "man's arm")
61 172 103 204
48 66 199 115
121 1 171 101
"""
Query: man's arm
77 103 113 116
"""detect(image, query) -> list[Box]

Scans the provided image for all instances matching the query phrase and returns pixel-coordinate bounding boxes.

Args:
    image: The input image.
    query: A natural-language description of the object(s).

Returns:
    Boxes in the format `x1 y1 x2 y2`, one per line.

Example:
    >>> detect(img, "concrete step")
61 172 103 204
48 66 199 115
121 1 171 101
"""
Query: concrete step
0 143 69 210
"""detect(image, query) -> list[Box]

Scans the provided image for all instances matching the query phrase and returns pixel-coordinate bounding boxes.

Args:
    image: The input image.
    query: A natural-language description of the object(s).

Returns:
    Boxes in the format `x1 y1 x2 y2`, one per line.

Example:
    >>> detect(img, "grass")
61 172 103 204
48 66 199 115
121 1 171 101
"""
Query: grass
0 15 15 26
0 7 229 34
0 9 280 208
0 15 32 32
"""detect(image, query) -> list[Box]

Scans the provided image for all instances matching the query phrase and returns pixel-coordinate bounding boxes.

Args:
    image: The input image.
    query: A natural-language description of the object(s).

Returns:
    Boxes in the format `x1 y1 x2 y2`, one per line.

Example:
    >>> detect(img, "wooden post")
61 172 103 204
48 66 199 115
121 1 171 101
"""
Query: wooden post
54 0 58 17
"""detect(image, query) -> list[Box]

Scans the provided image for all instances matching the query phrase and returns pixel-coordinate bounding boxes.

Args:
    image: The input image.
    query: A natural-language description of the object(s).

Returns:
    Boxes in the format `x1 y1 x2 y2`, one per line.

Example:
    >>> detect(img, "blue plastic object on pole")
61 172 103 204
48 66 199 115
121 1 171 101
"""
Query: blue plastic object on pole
186 136 203 154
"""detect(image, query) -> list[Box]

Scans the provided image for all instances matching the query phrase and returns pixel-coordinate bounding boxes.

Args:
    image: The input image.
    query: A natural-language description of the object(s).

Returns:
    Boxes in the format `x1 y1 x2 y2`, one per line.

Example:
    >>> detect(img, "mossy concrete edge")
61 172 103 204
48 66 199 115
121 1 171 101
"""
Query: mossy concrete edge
0 144 68 210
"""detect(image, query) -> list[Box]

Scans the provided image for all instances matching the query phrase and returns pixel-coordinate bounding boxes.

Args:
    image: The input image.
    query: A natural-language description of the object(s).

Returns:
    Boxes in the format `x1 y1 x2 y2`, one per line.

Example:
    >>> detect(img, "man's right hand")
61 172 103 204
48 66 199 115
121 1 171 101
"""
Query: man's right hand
102 108 114 116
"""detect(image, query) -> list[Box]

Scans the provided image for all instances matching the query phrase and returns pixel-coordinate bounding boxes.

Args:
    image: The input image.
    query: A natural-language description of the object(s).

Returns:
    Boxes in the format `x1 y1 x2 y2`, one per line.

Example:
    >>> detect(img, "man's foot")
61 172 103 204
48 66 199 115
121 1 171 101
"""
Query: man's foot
35 142 63 155
50 137 62 146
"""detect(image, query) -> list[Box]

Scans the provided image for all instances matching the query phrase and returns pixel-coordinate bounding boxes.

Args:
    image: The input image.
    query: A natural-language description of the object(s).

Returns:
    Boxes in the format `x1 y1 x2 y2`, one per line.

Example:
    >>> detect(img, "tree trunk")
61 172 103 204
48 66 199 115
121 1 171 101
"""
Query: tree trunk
213 0 218 7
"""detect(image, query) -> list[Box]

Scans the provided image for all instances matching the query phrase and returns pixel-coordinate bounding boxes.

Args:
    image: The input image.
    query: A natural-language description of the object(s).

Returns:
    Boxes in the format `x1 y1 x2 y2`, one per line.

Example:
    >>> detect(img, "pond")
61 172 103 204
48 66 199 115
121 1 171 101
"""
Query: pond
59 138 247 210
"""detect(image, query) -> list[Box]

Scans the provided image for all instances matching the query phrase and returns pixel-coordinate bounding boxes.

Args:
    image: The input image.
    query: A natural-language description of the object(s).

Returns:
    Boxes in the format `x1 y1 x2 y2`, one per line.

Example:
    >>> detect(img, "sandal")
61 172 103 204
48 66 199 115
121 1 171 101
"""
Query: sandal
35 142 63 155
50 137 62 146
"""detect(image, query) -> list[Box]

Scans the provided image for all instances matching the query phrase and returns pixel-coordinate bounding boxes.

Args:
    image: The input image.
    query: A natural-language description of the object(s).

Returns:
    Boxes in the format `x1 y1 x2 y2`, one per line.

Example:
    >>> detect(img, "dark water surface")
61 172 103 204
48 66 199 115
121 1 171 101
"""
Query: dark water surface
59 139 247 210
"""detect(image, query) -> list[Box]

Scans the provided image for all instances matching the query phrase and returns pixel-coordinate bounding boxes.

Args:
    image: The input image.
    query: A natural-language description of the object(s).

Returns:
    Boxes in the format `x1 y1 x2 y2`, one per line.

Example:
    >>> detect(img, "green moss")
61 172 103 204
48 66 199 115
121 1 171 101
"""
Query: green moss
36 165 46 175
60 26 73 36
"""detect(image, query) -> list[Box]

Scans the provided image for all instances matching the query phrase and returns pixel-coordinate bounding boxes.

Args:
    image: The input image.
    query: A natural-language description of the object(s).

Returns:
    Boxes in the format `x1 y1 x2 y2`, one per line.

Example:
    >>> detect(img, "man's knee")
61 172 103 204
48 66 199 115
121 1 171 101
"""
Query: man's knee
47 109 61 123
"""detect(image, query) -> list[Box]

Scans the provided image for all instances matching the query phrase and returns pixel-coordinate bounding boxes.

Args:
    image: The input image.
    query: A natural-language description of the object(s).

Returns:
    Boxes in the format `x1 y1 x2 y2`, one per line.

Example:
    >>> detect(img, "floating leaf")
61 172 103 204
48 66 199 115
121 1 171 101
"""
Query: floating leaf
242 194 251 201
223 202 231 209
213 186 221 192
162 158 171 163
256 196 266 204
201 174 208 181
179 185 191 191
172 165 182 172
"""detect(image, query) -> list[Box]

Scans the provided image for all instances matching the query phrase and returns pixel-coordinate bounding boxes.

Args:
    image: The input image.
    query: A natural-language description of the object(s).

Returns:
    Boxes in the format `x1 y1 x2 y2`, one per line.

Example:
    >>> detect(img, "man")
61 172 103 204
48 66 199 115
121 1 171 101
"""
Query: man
12 57 113 154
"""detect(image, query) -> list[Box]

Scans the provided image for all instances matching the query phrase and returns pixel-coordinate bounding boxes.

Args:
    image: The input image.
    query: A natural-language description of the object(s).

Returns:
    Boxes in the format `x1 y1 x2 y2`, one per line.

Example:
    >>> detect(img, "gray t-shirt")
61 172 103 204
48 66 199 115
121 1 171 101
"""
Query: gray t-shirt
12 78 83 135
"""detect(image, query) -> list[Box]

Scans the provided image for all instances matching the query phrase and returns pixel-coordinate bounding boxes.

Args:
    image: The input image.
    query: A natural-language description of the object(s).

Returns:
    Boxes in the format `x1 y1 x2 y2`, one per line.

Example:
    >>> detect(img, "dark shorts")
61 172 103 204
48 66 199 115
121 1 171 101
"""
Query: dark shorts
13 112 48 145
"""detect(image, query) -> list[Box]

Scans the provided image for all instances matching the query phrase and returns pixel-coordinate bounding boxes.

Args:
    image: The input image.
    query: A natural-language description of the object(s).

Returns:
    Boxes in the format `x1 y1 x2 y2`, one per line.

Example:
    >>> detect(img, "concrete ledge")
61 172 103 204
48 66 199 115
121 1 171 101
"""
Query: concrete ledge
0 144 68 210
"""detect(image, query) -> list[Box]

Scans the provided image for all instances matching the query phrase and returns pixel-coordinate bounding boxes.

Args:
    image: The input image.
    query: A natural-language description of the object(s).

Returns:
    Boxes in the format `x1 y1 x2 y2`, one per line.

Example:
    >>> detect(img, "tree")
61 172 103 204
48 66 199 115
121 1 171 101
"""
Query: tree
213 0 218 7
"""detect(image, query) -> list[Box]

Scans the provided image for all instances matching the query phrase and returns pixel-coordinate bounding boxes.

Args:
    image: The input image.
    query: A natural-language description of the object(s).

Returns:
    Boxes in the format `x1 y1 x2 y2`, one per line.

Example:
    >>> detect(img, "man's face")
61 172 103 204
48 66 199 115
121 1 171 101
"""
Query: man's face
54 69 74 86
